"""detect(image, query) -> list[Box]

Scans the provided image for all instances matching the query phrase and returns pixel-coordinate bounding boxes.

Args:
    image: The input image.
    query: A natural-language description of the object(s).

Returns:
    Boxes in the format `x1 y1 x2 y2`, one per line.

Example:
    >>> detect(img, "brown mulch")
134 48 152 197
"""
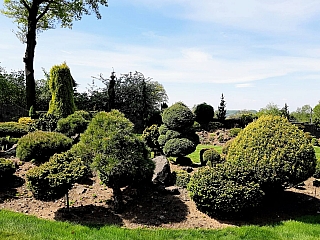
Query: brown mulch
1 159 320 229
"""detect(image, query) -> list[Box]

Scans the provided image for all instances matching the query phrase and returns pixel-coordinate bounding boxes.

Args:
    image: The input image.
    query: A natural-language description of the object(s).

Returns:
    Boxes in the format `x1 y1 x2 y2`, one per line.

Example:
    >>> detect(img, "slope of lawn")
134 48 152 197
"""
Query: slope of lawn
1 210 320 240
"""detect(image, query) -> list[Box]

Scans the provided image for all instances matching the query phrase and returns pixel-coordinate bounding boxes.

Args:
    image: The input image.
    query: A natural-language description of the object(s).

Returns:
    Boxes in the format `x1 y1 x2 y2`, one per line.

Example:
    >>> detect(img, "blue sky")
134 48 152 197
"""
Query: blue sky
1 0 320 111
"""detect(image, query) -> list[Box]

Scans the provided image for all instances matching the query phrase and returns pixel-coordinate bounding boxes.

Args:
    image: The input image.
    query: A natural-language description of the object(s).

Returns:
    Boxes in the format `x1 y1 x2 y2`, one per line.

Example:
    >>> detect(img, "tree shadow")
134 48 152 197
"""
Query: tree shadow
219 190 320 226
119 186 189 226
0 175 25 203
54 205 124 228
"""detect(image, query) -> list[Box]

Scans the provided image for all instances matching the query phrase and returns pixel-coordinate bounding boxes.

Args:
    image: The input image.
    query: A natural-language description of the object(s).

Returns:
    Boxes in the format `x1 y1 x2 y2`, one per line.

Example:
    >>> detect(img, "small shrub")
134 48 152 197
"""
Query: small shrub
229 128 241 137
56 111 91 137
0 158 16 179
31 113 60 132
163 138 196 158
192 121 202 131
16 131 72 163
174 170 191 188
0 122 28 138
26 151 88 200
142 124 161 153
18 117 34 125
207 122 223 132
203 148 222 167
188 162 264 218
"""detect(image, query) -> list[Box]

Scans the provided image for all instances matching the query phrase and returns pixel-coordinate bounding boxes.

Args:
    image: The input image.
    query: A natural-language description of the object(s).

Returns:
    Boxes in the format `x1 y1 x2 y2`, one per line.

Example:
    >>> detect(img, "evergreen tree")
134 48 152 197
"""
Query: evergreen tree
217 93 227 121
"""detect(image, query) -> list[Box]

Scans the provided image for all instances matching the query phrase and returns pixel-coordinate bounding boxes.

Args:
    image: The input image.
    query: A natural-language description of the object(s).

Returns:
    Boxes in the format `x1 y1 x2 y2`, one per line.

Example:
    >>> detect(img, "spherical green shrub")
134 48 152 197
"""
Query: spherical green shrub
163 138 196 157
188 162 264 218
57 111 91 137
26 151 88 200
203 148 222 167
194 102 214 126
16 131 72 163
0 158 16 179
162 102 194 130
0 122 28 138
227 115 317 192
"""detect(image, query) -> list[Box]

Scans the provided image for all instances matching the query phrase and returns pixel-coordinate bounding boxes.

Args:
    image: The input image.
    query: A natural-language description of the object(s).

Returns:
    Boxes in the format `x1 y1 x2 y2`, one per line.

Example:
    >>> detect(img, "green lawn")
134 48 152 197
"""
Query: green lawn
314 146 320 160
187 144 222 163
1 210 320 240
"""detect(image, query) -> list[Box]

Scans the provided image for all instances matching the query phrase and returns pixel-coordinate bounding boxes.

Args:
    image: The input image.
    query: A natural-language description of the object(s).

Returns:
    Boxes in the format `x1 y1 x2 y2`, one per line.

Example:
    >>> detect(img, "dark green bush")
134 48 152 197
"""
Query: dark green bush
26 151 88 200
0 158 16 179
227 115 317 192
0 122 28 138
188 162 264 218
194 102 214 127
162 102 194 130
142 124 160 152
203 148 222 167
31 113 60 132
56 111 91 137
16 131 72 163
207 121 224 132
163 138 196 157
71 110 155 211
174 170 191 188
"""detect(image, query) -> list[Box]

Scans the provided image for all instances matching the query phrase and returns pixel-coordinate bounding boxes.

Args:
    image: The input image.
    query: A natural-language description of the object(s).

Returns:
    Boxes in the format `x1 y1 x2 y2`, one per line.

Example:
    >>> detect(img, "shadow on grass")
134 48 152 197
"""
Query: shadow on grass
0 175 25 203
54 205 124 228
119 186 189 226
219 190 320 226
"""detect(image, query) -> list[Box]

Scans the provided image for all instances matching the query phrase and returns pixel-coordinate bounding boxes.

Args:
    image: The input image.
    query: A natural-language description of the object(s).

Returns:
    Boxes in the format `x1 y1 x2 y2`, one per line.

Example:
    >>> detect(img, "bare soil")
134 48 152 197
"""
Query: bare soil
1 159 320 229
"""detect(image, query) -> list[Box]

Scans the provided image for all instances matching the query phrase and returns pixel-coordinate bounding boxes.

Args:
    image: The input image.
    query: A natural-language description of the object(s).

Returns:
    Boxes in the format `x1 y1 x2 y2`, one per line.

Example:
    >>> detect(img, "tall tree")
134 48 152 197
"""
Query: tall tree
280 103 290 119
1 0 108 111
290 105 312 123
217 93 226 121
257 102 282 117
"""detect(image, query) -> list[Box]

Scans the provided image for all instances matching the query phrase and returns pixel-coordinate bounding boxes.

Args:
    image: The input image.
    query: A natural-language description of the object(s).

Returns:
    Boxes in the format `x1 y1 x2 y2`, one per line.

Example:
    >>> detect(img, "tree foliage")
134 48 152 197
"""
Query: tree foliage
290 104 312 123
257 102 282 117
217 93 226 121
1 0 108 110
193 102 214 127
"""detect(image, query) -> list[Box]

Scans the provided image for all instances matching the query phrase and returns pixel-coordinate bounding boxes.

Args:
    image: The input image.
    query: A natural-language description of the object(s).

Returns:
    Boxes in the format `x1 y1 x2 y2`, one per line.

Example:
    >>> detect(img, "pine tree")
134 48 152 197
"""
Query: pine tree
217 93 226 121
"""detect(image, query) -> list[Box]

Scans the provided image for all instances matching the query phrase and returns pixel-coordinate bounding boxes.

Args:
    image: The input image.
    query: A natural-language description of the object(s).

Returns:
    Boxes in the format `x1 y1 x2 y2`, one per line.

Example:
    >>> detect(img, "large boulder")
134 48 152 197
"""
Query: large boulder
152 155 172 186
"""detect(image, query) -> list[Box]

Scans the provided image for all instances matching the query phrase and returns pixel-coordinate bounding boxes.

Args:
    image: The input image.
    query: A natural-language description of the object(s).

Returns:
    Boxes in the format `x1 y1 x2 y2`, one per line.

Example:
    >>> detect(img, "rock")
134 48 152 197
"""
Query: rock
76 186 87 195
0 144 17 157
152 156 172 187
165 186 180 195
180 166 193 173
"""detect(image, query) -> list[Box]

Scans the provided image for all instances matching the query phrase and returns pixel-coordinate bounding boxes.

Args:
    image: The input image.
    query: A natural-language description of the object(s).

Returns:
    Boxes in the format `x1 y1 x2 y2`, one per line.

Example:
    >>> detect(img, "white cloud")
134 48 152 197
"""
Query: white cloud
236 83 254 88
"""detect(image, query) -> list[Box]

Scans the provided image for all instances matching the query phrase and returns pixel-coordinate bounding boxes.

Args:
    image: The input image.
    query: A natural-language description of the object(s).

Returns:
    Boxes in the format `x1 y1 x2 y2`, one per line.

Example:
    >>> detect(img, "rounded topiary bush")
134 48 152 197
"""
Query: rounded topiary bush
0 158 16 179
142 124 160 152
56 110 91 137
26 151 88 200
16 131 72 163
0 122 29 138
162 102 194 130
203 148 222 167
227 115 317 192
163 138 196 157
188 162 264 218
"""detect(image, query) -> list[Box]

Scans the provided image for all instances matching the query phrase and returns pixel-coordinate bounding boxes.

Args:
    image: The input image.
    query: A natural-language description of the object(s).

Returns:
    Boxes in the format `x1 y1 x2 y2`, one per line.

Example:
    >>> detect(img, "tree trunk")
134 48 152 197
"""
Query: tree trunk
24 7 38 111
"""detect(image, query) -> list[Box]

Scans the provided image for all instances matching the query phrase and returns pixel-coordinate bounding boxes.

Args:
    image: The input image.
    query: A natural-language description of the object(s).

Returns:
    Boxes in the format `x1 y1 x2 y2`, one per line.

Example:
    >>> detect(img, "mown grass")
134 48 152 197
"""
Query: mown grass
314 146 320 160
187 144 222 163
1 210 320 240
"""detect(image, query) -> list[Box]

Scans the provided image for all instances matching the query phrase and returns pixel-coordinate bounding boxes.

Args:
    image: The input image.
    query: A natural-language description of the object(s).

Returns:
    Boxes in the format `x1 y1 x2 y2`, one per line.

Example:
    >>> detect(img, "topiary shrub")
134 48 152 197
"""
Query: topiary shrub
71 110 155 212
0 122 28 138
31 113 60 132
174 170 191 188
162 102 194 130
193 102 214 129
188 162 264 218
0 158 16 179
16 131 72 163
163 138 196 158
26 151 88 200
142 124 161 155
202 148 222 167
47 62 76 118
56 110 91 137
158 102 199 160
227 115 317 192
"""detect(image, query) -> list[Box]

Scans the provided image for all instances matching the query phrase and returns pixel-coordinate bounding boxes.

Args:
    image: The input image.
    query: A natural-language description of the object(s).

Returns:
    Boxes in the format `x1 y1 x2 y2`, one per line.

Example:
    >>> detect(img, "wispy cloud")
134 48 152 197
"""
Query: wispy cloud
236 83 254 88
